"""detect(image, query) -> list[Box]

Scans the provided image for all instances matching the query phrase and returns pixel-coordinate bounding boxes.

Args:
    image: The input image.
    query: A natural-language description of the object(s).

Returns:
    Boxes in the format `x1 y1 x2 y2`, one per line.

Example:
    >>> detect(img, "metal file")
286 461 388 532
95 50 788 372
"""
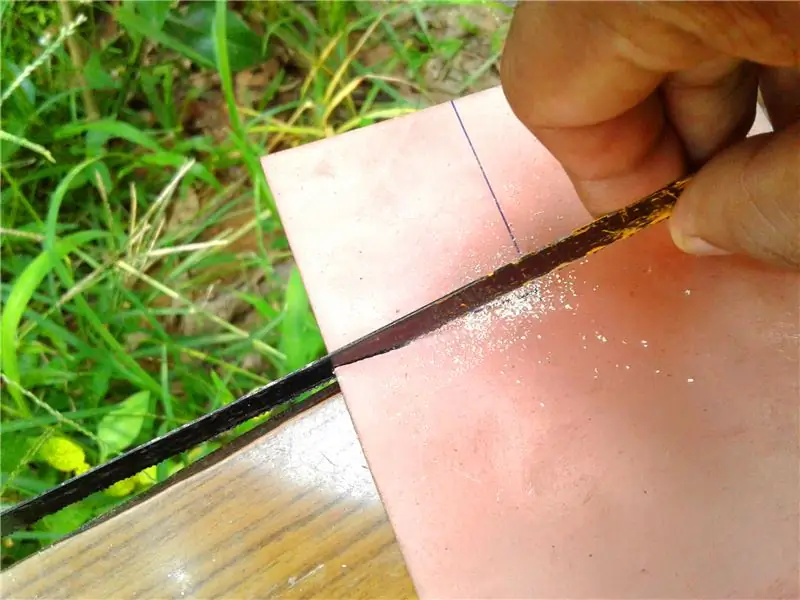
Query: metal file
0 177 690 535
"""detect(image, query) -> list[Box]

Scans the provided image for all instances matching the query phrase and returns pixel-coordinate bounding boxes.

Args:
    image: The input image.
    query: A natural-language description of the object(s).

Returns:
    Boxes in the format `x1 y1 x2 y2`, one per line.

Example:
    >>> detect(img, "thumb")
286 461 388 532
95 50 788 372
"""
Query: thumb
669 122 800 269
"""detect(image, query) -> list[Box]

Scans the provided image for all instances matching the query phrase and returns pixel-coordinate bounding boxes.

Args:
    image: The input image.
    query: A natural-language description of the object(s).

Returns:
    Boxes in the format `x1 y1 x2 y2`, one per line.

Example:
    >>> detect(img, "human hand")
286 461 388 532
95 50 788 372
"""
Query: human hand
500 2 799 269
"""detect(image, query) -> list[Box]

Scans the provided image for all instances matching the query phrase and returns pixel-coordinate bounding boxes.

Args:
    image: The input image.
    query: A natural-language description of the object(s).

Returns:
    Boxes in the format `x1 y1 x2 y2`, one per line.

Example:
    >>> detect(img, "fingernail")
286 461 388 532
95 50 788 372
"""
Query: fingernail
674 234 730 256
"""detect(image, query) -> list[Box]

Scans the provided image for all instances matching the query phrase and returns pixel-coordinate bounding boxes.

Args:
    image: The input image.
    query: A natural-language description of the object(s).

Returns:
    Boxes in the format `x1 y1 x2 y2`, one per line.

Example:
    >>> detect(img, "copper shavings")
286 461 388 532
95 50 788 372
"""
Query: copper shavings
438 267 580 374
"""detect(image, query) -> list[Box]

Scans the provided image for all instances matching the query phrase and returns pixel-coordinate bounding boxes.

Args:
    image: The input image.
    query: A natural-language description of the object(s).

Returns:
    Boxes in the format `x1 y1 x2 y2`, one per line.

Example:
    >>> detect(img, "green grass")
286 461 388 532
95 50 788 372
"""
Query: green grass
0 0 510 567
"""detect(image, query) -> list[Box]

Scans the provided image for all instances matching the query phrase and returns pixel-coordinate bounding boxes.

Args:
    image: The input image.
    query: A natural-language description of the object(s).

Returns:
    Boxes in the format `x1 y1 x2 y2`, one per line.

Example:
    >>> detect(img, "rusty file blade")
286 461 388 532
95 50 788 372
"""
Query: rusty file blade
0 177 689 536
332 177 690 367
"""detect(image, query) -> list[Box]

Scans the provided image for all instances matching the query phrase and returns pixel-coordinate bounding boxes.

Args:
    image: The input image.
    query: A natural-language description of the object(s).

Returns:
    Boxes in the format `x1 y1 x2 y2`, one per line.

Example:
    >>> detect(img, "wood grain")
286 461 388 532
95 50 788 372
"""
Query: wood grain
0 394 417 599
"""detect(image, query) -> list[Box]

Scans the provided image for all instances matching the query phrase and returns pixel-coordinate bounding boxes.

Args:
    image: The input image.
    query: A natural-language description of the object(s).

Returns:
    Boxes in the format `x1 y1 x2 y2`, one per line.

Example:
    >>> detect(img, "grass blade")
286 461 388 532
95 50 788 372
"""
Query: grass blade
0 130 56 163
212 0 272 263
54 119 164 153
1 231 106 415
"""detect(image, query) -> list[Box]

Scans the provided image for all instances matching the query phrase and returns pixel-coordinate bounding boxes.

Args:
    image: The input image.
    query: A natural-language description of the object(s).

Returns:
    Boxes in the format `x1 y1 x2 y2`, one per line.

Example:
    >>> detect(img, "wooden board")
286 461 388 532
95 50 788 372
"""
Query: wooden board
0 394 417 599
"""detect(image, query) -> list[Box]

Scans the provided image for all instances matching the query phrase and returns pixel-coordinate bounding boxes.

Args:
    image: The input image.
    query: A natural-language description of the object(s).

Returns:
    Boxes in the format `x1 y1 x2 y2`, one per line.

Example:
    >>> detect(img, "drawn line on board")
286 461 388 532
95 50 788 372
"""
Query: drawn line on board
450 100 522 256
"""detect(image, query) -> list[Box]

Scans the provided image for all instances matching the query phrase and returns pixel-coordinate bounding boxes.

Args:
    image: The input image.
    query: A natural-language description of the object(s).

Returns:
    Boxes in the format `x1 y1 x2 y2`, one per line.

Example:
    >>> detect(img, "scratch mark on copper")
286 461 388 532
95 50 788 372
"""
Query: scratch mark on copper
450 100 522 256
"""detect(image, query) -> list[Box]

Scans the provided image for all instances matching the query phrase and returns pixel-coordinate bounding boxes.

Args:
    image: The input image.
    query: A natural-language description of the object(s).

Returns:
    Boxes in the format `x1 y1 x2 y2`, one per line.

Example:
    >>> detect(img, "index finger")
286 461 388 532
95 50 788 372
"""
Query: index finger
500 3 689 215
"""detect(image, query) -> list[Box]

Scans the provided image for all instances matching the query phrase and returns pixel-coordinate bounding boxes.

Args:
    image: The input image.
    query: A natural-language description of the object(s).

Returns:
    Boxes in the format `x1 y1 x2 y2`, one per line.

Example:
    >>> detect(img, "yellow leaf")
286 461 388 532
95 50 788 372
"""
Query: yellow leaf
38 437 86 473
105 477 136 497
134 466 157 488
73 461 91 475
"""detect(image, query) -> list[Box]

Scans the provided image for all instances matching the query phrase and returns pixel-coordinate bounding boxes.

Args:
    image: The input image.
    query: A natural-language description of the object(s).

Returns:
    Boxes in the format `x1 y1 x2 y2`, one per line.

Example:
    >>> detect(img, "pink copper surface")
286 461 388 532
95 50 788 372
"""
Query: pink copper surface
262 87 799 598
